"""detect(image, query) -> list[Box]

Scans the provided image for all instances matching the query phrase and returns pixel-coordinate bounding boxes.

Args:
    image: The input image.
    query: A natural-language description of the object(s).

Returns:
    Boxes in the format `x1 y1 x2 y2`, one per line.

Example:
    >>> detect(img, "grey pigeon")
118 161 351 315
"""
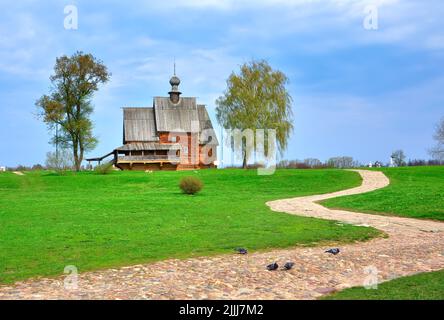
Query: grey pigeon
266 262 279 271
235 248 248 255
325 248 340 255
284 262 295 270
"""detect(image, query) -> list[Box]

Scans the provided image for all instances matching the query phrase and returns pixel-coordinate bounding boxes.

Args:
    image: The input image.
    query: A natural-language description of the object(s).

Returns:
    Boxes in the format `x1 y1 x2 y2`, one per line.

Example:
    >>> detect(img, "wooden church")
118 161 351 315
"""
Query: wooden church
88 74 219 171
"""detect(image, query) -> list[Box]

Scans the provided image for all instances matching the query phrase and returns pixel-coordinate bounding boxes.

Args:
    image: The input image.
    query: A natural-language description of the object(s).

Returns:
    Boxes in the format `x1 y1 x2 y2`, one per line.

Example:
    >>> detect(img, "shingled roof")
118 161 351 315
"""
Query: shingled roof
153 97 199 132
123 108 158 143
122 104 218 145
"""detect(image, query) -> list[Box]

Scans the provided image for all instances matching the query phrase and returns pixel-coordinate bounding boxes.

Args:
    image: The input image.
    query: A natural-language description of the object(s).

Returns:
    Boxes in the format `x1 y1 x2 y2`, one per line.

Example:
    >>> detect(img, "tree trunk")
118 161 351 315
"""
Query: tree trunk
73 141 81 172
79 145 84 172
74 156 80 172
242 152 247 169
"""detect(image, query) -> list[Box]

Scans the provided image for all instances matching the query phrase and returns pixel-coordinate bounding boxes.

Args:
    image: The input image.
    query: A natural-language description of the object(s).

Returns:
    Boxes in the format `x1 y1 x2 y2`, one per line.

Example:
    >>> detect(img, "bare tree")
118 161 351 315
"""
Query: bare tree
304 158 322 168
430 118 444 161
327 156 356 169
391 149 406 167
46 149 74 171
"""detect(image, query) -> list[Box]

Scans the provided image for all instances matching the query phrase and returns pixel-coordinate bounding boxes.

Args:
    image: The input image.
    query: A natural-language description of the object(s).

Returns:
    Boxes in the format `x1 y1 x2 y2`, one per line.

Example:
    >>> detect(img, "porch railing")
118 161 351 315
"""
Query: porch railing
117 155 181 162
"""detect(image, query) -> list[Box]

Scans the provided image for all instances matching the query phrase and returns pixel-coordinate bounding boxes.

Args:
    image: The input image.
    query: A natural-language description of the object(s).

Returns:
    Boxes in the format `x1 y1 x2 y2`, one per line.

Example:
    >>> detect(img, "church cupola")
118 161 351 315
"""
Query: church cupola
168 73 181 104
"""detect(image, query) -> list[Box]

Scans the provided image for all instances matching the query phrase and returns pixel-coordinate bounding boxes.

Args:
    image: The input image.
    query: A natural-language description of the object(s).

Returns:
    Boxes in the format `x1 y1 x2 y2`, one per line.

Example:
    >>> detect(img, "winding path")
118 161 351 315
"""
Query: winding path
1 170 443 300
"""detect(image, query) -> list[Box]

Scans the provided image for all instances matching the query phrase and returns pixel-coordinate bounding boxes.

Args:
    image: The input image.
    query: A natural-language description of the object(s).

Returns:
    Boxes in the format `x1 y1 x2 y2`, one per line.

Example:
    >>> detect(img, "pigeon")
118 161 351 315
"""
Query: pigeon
266 262 279 271
283 262 295 270
235 248 248 255
325 248 340 255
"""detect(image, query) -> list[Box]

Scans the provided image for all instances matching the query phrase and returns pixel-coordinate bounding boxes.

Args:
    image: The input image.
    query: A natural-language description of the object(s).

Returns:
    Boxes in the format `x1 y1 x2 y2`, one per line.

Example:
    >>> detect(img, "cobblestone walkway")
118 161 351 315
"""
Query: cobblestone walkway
1 170 443 300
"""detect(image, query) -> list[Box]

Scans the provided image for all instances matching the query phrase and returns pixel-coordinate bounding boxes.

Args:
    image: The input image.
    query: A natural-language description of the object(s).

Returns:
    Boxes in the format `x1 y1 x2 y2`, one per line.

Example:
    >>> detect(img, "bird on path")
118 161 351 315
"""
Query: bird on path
283 262 295 270
325 248 341 255
235 248 248 255
266 262 279 271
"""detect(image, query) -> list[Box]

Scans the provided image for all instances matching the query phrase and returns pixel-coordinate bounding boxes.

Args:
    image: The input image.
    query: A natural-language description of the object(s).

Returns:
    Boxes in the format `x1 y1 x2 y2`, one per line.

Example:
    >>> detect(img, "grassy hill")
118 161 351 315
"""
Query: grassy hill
0 169 380 284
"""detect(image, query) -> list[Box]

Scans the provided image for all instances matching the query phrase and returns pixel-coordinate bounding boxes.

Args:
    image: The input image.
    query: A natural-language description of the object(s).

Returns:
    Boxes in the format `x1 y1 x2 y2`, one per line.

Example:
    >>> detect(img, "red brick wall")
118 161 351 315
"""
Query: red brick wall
158 131 217 168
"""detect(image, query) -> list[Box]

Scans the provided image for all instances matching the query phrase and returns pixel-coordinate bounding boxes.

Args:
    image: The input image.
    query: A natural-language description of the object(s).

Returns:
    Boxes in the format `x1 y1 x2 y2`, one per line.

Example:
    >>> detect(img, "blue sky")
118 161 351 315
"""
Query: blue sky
0 0 443 167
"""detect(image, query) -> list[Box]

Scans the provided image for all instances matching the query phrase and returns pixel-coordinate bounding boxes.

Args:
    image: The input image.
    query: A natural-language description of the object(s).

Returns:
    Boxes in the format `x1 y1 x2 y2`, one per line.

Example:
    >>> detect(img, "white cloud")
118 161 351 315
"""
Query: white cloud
168 0 442 54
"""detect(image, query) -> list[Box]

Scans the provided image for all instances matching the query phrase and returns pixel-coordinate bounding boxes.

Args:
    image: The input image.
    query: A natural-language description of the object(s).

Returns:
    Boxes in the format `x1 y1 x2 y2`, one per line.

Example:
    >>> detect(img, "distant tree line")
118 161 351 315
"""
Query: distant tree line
405 159 444 166
275 156 443 169
277 157 360 169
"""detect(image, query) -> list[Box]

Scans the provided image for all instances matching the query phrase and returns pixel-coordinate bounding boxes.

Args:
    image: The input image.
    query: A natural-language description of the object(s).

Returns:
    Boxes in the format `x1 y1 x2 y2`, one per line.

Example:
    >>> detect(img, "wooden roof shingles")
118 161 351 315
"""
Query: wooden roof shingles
123 108 158 143
153 97 199 132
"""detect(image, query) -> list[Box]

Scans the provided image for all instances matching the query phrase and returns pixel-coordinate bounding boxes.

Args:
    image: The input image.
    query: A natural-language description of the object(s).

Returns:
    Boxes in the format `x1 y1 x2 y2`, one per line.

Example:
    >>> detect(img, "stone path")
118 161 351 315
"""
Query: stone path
0 170 443 300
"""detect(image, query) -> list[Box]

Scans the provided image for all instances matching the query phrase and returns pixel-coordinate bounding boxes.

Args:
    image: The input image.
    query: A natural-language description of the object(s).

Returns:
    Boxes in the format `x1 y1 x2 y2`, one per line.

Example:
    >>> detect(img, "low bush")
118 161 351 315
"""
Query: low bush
179 176 203 195
94 162 114 175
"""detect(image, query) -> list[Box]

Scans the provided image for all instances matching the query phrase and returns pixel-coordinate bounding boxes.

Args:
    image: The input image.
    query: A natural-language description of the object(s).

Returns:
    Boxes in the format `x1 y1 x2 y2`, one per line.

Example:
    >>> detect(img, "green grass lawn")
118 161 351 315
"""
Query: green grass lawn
323 270 444 300
322 166 444 221
0 169 381 284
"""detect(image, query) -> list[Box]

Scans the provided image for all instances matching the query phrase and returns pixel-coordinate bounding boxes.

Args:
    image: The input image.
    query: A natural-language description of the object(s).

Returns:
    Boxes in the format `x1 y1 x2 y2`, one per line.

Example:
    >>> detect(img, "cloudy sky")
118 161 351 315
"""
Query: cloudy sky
0 0 443 166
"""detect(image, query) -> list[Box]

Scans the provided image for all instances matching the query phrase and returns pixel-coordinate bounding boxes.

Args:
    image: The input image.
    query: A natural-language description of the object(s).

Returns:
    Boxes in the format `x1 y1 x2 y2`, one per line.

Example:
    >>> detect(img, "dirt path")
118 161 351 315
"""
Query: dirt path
1 170 443 300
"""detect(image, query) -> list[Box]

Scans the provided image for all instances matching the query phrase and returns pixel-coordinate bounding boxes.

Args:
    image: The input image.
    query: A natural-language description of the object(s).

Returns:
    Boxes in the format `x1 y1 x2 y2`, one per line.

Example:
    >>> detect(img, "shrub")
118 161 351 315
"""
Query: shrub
31 164 45 171
246 163 265 169
179 176 203 195
95 162 114 175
